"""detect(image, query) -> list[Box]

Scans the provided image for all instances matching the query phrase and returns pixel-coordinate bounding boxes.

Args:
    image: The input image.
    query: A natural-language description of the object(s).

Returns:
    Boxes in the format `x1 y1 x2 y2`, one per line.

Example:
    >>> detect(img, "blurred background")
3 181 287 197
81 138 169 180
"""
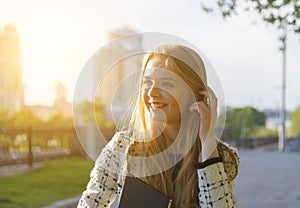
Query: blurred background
0 0 299 207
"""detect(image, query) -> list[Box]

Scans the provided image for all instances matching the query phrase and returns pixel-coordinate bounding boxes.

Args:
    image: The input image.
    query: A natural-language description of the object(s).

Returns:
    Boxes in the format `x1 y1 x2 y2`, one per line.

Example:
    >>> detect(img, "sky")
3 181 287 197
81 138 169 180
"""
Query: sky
0 0 299 111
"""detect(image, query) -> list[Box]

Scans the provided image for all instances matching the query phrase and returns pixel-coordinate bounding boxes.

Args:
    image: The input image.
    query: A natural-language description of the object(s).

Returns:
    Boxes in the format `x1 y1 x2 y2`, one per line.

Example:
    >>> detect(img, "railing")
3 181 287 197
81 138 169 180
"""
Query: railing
236 136 278 149
0 127 85 166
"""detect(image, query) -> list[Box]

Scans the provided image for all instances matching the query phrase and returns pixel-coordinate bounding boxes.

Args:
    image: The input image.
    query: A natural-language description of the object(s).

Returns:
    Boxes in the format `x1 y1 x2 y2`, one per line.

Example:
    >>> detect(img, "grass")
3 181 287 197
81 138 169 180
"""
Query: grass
0 158 94 208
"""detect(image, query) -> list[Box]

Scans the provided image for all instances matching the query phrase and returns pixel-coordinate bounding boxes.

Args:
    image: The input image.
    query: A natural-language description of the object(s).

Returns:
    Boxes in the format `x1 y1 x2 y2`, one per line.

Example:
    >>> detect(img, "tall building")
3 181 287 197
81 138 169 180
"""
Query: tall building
55 82 67 105
93 27 143 120
54 81 72 117
0 24 23 115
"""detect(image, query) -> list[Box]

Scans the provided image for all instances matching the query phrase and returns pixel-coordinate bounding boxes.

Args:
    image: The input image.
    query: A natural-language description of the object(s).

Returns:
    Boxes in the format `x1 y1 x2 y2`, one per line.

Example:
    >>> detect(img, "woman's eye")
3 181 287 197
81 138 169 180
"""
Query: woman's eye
161 82 174 88
142 80 152 88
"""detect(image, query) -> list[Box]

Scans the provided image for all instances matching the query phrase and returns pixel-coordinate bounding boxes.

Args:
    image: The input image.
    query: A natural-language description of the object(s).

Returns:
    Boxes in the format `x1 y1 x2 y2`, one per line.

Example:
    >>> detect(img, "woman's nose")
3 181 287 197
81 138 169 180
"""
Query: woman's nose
148 86 161 98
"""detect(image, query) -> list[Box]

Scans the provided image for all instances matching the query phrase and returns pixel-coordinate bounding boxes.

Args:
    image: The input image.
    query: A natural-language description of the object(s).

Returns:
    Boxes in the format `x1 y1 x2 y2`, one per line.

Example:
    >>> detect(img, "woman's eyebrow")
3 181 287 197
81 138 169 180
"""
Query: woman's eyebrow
143 76 177 81
160 77 177 81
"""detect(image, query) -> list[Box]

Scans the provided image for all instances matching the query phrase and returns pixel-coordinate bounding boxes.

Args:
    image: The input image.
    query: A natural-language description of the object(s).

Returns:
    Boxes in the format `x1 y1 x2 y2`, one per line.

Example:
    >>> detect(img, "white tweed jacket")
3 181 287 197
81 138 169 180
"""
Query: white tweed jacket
77 131 239 208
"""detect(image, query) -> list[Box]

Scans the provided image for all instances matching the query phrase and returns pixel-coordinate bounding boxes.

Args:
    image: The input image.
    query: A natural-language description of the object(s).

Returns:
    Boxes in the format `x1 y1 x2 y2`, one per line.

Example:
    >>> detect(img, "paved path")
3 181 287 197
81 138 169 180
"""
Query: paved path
1 150 299 207
51 150 300 208
0 162 43 178
235 149 300 208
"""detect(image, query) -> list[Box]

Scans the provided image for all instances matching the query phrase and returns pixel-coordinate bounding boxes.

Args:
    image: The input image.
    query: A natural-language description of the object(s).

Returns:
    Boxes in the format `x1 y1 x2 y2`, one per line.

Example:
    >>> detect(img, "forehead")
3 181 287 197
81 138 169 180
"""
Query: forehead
144 58 179 79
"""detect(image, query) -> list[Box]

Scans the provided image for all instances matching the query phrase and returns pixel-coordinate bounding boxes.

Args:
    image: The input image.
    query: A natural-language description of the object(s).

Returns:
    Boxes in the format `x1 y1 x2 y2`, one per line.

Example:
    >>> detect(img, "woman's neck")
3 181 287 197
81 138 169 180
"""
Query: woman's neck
164 122 180 141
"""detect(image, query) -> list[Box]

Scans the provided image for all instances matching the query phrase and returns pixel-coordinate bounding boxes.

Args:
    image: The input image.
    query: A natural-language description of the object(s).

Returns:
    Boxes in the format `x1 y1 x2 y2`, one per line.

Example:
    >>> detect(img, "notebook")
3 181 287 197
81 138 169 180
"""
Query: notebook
118 176 172 208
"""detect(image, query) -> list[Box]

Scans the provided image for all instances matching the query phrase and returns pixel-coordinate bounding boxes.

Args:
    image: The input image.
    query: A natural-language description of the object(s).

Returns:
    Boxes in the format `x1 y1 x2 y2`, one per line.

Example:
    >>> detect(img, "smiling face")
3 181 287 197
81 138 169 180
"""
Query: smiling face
141 57 191 127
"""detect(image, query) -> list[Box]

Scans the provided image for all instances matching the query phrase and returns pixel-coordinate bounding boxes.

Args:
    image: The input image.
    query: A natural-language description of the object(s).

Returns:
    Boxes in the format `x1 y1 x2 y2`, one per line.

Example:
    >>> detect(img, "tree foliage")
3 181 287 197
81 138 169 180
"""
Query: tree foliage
255 126 278 138
201 0 300 36
45 112 73 127
0 109 73 128
74 97 113 128
0 108 9 126
289 105 300 137
223 106 266 139
9 109 44 127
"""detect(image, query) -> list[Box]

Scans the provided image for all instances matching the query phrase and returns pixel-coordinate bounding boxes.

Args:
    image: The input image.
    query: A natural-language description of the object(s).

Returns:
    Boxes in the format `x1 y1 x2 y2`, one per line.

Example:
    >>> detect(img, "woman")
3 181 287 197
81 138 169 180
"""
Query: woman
78 45 239 208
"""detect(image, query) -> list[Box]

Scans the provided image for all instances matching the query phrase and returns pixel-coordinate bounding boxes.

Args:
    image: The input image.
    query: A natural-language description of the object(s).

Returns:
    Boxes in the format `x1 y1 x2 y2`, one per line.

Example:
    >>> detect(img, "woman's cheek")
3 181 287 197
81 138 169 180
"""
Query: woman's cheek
142 89 149 104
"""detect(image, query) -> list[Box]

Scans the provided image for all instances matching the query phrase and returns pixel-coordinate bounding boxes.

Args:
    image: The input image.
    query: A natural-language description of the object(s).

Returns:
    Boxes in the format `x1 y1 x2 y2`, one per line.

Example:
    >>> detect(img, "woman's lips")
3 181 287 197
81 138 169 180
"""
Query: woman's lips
150 103 167 110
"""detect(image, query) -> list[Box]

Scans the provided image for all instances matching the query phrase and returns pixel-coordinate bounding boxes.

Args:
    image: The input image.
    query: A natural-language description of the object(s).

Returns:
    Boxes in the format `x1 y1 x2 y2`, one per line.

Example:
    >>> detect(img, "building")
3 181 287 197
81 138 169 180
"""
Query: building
74 27 144 158
0 24 72 121
25 82 72 120
0 24 24 115
93 27 143 120
264 108 291 129
54 81 72 117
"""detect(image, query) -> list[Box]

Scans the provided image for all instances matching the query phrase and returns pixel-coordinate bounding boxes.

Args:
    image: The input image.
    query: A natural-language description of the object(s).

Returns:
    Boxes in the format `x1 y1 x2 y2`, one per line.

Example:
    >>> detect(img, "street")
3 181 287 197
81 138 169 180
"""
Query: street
235 149 300 208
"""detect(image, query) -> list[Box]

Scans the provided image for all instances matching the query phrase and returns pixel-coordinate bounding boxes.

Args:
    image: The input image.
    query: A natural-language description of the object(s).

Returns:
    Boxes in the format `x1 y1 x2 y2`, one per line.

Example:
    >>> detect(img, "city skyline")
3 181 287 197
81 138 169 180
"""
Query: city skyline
0 0 299 111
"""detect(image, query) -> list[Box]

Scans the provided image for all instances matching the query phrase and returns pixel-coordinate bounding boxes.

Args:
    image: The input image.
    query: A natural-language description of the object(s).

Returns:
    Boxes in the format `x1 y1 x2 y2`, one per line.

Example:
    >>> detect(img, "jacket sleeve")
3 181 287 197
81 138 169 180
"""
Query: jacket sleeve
197 143 239 207
77 132 131 208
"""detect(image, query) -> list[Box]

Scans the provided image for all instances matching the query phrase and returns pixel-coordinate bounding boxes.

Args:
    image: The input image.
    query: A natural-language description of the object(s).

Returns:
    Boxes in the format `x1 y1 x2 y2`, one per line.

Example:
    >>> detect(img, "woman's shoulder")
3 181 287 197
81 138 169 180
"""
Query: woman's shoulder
95 131 132 166
111 130 132 140
106 130 132 149
217 140 240 181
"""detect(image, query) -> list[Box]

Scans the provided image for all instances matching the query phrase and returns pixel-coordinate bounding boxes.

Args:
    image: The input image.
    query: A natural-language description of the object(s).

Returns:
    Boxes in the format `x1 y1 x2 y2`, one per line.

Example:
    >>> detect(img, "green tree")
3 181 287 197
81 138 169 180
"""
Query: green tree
0 108 9 126
74 97 113 128
255 126 278 138
289 105 300 137
201 0 300 37
45 112 73 127
224 106 266 139
9 109 44 127
94 97 114 128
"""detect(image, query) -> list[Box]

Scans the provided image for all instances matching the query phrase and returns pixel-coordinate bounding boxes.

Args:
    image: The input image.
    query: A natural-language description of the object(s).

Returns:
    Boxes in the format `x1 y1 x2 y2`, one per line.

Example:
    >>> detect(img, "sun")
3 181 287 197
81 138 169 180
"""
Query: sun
21 33 65 105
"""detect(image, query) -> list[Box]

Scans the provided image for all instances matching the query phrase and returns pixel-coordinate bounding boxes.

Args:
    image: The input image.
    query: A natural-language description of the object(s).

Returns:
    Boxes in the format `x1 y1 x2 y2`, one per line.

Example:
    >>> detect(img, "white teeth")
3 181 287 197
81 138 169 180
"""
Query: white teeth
151 103 165 108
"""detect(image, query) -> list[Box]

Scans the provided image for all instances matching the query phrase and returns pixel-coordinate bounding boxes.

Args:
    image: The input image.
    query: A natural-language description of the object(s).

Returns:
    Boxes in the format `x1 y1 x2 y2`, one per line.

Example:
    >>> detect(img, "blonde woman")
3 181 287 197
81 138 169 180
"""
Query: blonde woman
78 45 239 208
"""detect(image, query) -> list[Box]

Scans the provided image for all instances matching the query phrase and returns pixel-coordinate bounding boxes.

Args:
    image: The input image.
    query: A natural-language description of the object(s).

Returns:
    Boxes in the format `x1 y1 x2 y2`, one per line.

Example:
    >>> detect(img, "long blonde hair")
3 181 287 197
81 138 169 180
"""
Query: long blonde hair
121 45 208 207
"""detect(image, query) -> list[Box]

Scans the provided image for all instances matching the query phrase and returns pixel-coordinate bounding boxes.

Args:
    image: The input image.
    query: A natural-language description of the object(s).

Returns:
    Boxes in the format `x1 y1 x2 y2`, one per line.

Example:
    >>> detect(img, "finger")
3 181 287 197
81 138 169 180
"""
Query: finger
189 102 200 113
190 101 207 110
198 90 209 97
205 88 218 110
206 87 217 103
189 101 209 113
198 91 210 105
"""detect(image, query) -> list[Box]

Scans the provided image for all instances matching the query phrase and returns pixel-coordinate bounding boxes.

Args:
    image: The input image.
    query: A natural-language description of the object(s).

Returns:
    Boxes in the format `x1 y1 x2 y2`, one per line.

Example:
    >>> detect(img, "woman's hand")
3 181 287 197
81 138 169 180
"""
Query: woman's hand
189 87 217 142
189 87 219 161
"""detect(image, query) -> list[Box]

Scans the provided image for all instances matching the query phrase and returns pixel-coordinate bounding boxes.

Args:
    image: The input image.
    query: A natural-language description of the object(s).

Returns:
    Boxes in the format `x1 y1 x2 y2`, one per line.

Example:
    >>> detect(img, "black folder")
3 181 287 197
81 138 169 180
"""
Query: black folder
118 176 172 208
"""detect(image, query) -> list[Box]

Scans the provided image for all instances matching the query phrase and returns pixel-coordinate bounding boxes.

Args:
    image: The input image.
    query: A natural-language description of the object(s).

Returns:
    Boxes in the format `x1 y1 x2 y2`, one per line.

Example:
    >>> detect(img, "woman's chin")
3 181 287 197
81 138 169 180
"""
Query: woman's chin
150 108 167 123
